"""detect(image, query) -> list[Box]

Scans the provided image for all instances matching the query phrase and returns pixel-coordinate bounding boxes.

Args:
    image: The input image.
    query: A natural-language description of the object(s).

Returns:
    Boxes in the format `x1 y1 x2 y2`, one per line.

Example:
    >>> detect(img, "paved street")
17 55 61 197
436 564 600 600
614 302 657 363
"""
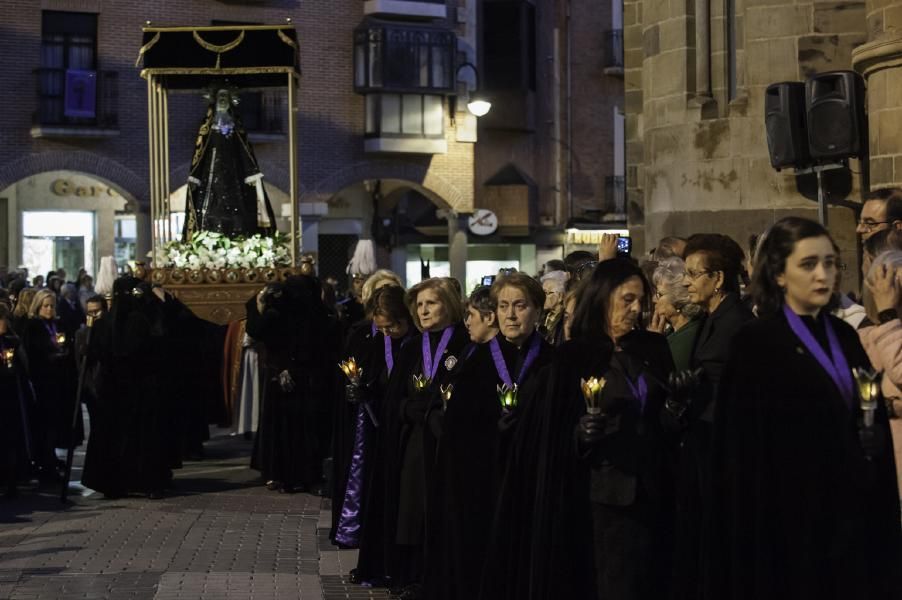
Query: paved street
0 435 384 600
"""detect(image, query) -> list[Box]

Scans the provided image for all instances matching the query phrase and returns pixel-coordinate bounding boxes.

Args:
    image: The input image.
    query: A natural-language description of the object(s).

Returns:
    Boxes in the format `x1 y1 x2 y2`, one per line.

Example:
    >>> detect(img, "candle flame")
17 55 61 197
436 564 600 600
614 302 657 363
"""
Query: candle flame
580 376 606 414
338 357 363 382
496 383 519 409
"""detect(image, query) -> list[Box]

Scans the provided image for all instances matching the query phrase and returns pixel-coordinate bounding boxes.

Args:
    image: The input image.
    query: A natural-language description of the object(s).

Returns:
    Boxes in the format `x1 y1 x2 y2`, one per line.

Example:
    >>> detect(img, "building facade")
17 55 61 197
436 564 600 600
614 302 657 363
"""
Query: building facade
625 0 876 286
0 0 622 291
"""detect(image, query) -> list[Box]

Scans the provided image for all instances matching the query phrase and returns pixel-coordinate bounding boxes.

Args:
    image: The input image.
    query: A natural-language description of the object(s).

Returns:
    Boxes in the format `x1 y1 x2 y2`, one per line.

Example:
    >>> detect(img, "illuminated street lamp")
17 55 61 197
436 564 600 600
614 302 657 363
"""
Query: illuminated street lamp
453 61 491 119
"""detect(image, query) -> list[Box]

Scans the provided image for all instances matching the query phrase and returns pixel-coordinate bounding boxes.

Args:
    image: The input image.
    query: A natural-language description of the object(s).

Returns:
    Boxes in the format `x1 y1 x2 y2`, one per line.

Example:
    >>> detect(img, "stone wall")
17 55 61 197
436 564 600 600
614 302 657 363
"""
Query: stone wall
627 0 868 287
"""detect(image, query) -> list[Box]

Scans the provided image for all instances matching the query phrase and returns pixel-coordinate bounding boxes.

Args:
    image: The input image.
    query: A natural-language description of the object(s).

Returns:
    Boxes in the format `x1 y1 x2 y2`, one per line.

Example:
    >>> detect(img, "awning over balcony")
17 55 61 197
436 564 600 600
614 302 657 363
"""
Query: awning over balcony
137 24 300 89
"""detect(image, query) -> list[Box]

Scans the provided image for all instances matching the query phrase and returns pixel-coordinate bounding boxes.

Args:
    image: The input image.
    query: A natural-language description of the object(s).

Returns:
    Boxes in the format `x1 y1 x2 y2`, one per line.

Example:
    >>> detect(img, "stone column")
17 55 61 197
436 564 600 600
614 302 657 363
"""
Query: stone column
135 209 152 265
852 0 902 188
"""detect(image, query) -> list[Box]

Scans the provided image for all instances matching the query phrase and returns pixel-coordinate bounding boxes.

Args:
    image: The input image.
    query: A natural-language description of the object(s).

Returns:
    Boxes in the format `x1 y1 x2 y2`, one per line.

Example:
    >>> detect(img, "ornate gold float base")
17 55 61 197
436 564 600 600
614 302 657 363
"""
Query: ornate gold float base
136 265 307 325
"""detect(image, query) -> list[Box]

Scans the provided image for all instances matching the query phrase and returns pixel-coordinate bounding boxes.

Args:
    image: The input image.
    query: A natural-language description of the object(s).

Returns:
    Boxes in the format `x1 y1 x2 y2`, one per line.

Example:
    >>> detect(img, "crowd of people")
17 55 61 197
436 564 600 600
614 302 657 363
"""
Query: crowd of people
1 194 902 599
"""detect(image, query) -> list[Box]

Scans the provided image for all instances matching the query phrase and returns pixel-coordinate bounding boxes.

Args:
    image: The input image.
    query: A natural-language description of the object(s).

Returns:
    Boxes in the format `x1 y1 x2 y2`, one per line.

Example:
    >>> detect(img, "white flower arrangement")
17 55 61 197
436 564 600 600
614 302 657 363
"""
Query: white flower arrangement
155 231 292 271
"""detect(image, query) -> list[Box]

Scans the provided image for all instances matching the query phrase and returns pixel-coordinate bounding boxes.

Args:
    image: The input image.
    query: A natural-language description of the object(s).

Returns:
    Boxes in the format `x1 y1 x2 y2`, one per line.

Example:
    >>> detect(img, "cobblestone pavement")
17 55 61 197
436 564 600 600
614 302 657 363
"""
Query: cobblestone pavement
0 435 391 599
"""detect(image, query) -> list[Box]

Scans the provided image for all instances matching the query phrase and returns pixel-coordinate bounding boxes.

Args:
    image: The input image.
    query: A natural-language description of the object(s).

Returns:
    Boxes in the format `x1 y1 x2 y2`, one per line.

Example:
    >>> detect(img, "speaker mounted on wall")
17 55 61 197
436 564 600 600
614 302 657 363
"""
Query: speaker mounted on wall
765 81 811 170
805 70 867 161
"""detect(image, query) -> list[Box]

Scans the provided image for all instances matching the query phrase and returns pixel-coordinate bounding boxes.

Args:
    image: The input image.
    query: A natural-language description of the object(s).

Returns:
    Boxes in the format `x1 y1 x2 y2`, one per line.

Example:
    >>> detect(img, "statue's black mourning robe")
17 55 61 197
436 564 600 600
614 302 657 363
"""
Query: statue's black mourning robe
184 107 276 239
707 312 902 600
526 331 676 600
424 333 553 600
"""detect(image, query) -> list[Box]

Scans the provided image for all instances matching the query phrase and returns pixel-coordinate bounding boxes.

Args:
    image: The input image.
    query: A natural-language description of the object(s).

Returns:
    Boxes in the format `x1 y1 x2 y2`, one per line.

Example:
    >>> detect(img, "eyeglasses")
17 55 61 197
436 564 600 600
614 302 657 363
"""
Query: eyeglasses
857 220 890 231
683 270 713 281
377 323 402 335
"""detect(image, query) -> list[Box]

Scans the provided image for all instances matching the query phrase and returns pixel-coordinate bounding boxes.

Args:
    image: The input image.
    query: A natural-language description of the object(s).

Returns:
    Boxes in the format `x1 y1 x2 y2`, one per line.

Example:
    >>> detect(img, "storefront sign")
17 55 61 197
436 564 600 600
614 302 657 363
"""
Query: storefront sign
565 228 629 246
51 179 119 198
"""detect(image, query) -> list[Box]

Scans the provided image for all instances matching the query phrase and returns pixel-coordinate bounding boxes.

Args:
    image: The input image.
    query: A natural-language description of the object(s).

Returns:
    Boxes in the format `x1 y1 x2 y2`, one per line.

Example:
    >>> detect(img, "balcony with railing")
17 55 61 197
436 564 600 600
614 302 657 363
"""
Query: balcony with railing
31 68 119 138
363 0 447 19
603 29 624 76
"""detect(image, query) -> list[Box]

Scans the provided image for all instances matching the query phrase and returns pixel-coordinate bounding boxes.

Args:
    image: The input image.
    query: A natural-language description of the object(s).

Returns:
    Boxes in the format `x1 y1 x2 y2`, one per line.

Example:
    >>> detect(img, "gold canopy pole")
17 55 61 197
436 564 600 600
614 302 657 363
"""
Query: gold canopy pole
147 74 159 262
288 71 299 265
161 83 171 243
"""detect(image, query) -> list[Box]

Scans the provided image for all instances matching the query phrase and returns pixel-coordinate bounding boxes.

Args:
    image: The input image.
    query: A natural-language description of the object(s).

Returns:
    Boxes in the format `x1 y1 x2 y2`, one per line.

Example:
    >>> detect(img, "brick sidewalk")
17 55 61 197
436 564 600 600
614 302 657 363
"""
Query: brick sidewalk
0 436 390 600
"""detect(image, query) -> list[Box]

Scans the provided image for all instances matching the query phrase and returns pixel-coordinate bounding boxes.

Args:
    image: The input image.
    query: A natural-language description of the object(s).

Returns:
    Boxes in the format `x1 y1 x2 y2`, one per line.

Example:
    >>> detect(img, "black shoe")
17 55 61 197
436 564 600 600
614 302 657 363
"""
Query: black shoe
348 569 363 584
266 480 281 491
399 584 423 600
148 490 164 500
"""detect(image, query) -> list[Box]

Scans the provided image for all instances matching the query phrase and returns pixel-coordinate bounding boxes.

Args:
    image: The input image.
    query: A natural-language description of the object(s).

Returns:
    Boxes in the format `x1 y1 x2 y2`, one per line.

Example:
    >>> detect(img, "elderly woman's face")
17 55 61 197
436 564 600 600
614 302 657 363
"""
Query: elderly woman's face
417 288 450 331
684 252 720 307
607 276 644 340
542 281 563 311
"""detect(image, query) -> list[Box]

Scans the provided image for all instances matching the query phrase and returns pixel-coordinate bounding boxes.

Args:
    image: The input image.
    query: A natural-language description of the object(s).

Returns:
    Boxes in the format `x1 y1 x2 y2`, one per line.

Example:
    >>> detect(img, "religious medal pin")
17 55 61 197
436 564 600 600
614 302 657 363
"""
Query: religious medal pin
440 384 454 412
444 355 458 371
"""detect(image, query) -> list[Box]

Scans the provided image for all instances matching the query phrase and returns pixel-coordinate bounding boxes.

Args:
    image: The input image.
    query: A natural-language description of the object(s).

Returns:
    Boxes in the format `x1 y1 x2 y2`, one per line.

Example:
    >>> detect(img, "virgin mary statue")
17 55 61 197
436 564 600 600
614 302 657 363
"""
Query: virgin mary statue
183 85 277 240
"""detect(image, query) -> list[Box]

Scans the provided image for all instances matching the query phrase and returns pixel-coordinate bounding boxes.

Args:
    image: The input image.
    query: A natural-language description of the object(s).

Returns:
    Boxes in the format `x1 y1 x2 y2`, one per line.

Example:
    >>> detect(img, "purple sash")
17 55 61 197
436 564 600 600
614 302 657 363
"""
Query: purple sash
489 332 542 386
384 334 394 374
624 374 648 413
422 326 454 380
44 320 59 347
782 304 854 407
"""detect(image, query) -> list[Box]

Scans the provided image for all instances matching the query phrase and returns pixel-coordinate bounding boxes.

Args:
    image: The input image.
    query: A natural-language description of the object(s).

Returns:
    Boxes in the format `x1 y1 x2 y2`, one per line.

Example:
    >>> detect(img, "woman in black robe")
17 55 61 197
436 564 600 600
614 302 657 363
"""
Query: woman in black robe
423 273 552 600
0 305 31 497
527 259 677 600
707 217 901 599
251 275 335 493
339 286 416 585
22 289 80 480
382 278 469 599
671 234 754 599
85 277 173 498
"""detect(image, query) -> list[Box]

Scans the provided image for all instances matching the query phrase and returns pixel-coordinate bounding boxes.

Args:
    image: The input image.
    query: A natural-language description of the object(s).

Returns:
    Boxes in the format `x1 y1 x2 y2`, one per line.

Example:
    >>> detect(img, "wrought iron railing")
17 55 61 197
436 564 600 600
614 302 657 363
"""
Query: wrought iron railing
33 68 118 128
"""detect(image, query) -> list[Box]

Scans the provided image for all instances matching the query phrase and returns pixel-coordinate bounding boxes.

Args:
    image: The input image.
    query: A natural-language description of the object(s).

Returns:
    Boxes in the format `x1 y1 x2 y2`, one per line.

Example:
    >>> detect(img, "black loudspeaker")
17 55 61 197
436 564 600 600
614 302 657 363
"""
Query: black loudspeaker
806 70 867 161
765 82 810 169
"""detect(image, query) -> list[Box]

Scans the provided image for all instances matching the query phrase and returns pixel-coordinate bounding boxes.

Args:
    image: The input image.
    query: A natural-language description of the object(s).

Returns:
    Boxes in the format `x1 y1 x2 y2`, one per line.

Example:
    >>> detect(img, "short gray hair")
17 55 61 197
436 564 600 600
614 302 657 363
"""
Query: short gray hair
867 250 902 286
540 270 568 294
652 257 703 319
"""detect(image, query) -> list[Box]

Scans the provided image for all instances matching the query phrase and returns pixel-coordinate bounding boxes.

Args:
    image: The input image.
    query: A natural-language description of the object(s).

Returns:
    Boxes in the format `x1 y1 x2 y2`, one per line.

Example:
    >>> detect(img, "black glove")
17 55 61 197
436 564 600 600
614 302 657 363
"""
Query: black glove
664 368 702 418
403 396 429 422
279 370 295 393
859 424 887 460
575 413 606 451
498 409 519 433
345 383 370 404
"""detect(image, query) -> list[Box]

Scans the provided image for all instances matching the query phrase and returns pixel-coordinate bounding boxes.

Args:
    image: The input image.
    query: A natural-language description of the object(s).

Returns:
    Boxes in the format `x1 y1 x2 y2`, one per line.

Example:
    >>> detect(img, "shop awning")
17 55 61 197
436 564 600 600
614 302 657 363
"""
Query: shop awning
137 24 300 89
